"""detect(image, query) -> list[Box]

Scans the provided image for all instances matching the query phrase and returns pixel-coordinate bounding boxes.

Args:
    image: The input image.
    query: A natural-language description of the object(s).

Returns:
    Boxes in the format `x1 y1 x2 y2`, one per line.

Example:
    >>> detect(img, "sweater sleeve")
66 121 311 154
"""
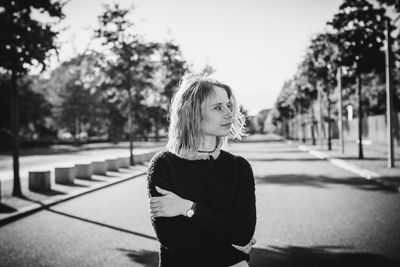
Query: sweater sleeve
147 153 219 249
189 156 257 246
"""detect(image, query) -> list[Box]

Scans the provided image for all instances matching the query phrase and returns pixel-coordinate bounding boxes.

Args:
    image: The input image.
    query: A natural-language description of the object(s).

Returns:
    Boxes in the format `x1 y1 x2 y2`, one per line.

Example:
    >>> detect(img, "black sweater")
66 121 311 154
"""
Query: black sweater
147 150 257 267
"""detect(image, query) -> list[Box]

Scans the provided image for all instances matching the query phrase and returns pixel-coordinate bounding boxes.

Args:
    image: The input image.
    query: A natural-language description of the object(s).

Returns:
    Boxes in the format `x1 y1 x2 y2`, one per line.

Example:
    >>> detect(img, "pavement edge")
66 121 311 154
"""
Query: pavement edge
296 143 400 192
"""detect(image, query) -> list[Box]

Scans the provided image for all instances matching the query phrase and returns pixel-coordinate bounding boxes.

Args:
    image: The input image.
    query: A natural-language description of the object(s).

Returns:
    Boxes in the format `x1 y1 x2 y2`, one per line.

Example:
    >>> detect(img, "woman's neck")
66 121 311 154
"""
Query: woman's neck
199 136 217 151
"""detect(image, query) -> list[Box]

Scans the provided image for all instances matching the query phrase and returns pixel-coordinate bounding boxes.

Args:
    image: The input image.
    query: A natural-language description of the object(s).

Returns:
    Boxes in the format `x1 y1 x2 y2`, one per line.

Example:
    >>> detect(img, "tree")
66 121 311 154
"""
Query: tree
43 52 109 143
0 0 64 196
147 41 189 140
329 0 389 158
95 3 158 164
0 75 54 149
308 33 340 150
296 53 319 145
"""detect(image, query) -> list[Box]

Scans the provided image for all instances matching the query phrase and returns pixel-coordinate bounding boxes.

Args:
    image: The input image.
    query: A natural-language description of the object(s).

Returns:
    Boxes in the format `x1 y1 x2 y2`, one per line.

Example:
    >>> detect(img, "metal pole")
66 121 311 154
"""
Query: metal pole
318 87 324 147
356 71 364 159
385 18 394 168
337 67 344 154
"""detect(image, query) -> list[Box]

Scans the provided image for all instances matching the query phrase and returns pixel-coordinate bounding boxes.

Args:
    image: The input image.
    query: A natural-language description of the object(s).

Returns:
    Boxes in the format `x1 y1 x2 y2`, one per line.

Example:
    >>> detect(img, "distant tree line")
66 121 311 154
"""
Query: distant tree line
272 0 400 157
0 3 189 151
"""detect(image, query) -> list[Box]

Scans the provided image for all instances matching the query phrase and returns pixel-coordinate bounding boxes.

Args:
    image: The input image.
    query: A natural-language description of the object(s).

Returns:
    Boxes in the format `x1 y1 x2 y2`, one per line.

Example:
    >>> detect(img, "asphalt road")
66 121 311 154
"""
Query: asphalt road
1 140 399 267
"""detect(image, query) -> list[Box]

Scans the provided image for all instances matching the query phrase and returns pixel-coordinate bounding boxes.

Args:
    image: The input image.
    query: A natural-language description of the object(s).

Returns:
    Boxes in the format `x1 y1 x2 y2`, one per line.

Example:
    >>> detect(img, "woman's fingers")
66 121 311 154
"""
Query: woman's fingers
155 186 172 195
150 202 161 209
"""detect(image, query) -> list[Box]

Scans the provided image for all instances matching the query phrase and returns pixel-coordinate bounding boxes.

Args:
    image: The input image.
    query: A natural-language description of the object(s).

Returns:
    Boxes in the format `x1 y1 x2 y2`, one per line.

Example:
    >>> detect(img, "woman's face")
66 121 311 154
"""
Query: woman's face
201 86 233 138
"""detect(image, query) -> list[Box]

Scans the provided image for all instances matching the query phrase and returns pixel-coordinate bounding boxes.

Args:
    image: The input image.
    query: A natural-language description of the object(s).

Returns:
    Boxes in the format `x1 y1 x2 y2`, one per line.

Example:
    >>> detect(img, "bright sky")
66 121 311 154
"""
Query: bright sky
54 0 343 115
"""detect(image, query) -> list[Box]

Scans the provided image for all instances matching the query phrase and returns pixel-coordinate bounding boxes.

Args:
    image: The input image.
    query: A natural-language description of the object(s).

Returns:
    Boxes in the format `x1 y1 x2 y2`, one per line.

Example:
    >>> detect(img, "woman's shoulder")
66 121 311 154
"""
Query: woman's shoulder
221 150 251 167
149 150 172 165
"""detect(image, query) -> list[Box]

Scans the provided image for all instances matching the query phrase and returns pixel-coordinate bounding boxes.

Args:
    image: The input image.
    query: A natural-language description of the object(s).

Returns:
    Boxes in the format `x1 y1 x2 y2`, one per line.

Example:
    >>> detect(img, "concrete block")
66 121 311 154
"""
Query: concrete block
117 157 130 168
92 161 107 175
75 164 93 180
135 154 143 164
29 171 51 191
144 152 154 162
106 159 119 172
55 167 75 184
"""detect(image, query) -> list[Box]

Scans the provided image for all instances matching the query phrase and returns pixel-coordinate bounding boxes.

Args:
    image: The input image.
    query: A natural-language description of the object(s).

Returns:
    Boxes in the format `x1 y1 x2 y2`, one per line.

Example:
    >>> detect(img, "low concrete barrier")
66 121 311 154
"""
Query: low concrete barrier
75 164 93 180
29 171 51 191
92 161 107 175
55 167 75 184
144 152 155 162
106 159 119 172
134 154 143 164
117 157 130 168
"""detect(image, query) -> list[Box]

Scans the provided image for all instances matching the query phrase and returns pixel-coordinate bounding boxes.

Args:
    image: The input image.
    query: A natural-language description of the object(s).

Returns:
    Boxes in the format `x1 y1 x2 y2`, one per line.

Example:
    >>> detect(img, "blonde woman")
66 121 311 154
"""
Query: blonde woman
147 72 257 267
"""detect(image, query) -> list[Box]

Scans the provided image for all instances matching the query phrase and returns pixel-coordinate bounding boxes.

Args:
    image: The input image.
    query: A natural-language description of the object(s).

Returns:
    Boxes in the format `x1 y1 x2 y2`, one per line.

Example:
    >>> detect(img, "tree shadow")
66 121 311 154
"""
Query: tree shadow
56 181 89 187
230 150 305 154
0 203 17 213
117 248 159 267
255 174 398 193
74 177 105 183
248 158 321 162
249 245 400 267
102 173 121 177
29 188 67 196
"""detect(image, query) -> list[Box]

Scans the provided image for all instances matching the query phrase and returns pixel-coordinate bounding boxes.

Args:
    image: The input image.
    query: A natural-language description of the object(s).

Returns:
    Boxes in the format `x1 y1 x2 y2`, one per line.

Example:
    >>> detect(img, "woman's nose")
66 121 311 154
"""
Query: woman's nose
224 108 233 119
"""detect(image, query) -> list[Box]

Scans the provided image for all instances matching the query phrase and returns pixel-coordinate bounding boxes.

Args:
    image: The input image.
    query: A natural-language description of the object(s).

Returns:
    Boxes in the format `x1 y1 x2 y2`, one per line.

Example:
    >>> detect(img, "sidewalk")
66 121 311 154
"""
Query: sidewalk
0 149 161 226
290 138 400 191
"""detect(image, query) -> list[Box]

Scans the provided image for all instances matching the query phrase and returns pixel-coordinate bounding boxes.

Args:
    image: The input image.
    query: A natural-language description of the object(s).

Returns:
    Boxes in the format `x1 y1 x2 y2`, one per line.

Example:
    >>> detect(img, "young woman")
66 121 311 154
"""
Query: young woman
147 72 257 267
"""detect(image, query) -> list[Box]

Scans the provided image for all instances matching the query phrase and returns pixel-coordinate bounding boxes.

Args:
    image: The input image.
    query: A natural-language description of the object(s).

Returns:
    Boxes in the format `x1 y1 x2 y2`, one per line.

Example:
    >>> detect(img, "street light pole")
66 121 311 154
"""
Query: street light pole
337 67 344 154
318 84 324 148
385 17 395 168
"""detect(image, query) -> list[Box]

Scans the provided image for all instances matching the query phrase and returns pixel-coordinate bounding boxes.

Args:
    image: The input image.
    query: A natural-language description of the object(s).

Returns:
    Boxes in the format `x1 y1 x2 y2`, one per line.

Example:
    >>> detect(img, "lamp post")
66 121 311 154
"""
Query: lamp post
337 67 344 154
385 17 395 167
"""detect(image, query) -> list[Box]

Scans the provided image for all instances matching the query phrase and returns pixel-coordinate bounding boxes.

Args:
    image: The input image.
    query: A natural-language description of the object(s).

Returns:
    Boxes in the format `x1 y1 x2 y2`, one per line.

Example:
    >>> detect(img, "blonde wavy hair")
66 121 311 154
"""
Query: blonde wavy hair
166 72 247 160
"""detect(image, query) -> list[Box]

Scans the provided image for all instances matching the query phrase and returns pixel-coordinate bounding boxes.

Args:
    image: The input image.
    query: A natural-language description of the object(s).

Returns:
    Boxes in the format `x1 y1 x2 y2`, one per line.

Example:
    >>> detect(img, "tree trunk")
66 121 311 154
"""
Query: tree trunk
127 89 134 166
356 71 364 159
11 70 22 197
311 103 316 146
318 88 324 147
327 83 332 151
155 108 160 142
74 116 80 147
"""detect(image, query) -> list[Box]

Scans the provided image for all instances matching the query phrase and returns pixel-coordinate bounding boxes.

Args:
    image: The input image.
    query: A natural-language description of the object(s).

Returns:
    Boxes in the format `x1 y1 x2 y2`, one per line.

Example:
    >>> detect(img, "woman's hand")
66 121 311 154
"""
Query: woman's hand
231 237 256 254
149 186 193 217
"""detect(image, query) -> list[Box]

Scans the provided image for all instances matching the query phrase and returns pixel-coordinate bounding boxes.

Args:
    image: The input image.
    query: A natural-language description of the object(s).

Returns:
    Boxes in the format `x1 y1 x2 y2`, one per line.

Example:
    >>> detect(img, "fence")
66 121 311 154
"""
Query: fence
278 112 400 145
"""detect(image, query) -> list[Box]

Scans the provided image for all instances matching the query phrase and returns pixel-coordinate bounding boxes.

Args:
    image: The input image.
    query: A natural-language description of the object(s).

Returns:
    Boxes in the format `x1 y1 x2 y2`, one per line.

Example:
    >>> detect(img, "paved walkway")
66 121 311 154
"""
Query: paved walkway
286 137 400 191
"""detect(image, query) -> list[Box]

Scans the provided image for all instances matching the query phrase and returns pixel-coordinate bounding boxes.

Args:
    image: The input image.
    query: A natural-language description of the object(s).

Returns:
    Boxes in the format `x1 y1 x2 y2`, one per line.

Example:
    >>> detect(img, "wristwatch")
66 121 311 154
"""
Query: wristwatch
186 202 195 218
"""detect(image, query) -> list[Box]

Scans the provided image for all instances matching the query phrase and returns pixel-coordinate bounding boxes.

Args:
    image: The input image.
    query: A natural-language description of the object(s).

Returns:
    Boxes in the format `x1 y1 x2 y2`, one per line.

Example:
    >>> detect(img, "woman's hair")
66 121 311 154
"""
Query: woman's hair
166 72 247 160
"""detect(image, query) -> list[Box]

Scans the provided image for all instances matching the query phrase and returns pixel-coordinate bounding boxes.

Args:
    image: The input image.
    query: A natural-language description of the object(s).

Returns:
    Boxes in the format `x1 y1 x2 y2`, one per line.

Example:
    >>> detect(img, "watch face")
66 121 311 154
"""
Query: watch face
186 209 194 218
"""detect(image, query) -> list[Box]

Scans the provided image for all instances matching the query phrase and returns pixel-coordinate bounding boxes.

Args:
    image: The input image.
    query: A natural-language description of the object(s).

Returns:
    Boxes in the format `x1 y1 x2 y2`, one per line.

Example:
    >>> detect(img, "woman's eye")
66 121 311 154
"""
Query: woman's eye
215 106 222 110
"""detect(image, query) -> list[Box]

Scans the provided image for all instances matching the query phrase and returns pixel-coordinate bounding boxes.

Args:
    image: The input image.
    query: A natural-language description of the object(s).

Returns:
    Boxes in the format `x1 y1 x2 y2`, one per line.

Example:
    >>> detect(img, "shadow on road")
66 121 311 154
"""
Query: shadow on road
30 188 67 196
115 246 400 267
248 158 321 162
255 174 398 193
118 248 159 267
230 149 305 154
47 208 157 241
250 245 400 267
0 203 17 213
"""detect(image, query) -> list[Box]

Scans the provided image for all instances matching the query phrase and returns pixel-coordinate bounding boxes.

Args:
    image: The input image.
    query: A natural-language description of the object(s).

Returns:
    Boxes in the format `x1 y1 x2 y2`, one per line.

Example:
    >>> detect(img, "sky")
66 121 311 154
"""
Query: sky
53 0 344 115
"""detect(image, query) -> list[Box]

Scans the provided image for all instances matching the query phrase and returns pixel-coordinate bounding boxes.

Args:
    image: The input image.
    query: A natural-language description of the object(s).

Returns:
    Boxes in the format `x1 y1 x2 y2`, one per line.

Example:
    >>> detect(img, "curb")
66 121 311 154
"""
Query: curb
0 167 147 227
297 144 400 192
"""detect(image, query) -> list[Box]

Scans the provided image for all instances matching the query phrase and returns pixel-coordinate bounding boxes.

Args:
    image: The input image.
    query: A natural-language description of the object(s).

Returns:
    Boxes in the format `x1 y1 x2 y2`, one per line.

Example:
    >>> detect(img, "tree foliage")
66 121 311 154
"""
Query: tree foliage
0 0 65 74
